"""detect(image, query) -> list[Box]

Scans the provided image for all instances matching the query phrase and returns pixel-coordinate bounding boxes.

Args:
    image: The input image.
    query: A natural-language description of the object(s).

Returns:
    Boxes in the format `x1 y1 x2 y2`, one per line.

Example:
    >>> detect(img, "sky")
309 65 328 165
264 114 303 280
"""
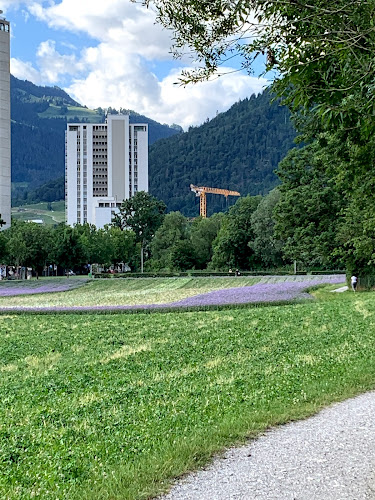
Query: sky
2 0 270 129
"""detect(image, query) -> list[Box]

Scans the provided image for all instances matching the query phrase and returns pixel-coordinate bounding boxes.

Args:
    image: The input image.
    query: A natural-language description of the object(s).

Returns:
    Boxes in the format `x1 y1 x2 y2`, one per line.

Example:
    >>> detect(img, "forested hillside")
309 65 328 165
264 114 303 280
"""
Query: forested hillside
12 78 297 213
11 76 181 203
149 90 296 216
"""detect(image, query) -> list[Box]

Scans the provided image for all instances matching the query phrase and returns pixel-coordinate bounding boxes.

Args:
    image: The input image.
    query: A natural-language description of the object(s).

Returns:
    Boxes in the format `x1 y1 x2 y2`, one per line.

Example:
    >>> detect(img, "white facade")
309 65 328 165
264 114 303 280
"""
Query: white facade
0 12 11 230
65 114 148 228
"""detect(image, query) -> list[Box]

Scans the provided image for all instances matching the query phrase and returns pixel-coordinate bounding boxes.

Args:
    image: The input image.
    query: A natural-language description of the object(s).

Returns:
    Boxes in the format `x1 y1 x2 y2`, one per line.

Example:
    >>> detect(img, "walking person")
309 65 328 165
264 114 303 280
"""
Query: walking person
351 275 358 292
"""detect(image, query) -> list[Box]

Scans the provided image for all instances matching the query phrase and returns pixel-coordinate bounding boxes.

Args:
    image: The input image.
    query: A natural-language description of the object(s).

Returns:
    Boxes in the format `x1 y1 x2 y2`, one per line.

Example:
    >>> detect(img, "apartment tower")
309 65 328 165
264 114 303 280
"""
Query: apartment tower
0 11 11 229
65 114 148 228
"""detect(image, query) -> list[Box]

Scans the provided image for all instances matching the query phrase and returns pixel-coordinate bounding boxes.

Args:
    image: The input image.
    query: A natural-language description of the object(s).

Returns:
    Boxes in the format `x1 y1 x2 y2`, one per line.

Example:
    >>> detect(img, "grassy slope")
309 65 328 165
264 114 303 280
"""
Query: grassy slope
0 287 374 499
11 201 65 225
38 105 103 122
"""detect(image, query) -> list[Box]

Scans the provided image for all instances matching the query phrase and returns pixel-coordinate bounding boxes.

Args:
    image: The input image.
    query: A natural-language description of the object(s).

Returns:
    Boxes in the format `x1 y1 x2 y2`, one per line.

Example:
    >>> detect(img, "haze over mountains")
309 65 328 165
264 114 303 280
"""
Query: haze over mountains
11 76 296 215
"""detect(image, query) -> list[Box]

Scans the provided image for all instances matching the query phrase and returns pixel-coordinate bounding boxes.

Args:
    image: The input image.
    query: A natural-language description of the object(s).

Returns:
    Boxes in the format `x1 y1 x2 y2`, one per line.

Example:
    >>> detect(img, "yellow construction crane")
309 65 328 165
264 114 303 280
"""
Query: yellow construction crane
190 184 240 218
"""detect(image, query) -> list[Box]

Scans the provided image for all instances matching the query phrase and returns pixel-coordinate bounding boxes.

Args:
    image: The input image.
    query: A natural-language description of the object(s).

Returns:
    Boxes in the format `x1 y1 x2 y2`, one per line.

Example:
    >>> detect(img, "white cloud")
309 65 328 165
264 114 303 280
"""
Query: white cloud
7 0 269 128
29 0 173 60
157 70 268 129
1 0 41 13
10 57 42 83
36 40 84 83
67 63 268 129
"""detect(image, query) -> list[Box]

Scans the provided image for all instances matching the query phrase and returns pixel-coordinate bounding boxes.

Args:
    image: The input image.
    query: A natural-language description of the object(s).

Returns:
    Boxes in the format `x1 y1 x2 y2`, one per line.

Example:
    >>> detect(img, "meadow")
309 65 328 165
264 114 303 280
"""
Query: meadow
11 201 65 225
0 277 261 308
0 280 374 499
0 275 341 309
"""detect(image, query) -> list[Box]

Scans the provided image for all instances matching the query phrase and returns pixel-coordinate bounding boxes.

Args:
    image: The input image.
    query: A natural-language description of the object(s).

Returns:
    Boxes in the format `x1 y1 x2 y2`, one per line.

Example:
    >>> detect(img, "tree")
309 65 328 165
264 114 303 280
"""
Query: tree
6 221 54 273
210 195 261 270
106 226 136 269
145 0 375 137
149 211 190 270
249 189 284 268
170 240 196 271
52 224 86 273
190 214 222 269
112 192 166 272
274 140 345 269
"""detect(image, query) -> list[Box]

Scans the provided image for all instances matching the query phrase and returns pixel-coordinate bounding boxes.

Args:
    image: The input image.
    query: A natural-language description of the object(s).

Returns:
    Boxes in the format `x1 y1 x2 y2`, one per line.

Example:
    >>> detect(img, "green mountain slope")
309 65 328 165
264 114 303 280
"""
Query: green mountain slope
149 90 296 216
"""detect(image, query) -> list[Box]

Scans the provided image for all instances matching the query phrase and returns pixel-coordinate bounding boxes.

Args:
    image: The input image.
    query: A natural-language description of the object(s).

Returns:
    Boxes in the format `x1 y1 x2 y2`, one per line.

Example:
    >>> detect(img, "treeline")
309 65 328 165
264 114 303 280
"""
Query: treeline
1 190 345 277
12 177 65 206
0 221 137 275
274 129 375 288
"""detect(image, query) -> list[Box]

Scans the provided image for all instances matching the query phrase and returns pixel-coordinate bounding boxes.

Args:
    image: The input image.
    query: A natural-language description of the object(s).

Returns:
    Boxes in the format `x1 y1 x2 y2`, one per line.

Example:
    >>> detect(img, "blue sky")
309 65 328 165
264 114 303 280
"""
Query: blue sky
3 1 269 129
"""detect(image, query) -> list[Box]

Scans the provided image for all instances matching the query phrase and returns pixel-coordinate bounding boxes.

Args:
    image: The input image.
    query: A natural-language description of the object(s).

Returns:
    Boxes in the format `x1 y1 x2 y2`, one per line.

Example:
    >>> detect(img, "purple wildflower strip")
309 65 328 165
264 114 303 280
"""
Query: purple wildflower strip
0 275 345 313
0 279 89 297
169 276 345 307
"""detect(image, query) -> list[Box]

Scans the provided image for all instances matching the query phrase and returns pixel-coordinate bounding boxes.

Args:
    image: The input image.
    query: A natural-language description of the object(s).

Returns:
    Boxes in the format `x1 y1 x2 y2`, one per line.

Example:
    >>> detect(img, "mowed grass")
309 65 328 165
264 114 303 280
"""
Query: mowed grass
0 289 374 499
0 277 260 308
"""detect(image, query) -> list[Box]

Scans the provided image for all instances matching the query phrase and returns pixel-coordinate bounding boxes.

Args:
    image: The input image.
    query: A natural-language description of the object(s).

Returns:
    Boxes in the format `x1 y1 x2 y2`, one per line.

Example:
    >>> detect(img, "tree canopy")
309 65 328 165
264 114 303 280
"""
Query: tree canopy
145 0 375 136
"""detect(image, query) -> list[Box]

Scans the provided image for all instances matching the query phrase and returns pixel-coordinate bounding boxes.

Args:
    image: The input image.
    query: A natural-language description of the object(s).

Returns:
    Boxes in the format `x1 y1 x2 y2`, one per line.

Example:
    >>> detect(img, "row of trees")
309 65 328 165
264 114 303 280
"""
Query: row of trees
7 174 375 276
0 221 136 275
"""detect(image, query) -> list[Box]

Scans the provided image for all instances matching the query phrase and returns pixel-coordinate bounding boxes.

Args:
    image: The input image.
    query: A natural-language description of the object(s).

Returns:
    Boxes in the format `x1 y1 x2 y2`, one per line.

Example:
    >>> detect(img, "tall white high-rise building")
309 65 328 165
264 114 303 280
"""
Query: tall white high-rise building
0 11 11 229
65 114 148 228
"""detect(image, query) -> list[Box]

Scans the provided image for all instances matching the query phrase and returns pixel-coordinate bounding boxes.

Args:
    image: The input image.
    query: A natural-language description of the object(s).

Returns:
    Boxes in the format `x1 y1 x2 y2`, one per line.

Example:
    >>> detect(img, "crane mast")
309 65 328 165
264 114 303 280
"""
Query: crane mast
190 184 240 218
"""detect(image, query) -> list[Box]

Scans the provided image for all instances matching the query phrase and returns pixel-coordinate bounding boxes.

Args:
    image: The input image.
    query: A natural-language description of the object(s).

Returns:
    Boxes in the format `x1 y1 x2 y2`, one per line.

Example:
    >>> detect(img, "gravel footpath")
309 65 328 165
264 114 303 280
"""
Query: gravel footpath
161 391 375 500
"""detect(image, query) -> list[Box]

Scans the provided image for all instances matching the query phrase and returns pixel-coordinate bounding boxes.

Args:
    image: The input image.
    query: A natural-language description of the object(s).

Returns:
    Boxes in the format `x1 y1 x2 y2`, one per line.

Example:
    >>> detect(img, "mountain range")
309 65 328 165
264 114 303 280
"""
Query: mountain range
11 76 297 215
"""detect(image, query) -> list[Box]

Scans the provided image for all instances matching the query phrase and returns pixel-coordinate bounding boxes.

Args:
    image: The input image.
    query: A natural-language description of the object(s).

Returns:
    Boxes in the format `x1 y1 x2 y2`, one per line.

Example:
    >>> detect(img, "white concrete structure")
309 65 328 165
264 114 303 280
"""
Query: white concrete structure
0 11 11 229
65 114 148 228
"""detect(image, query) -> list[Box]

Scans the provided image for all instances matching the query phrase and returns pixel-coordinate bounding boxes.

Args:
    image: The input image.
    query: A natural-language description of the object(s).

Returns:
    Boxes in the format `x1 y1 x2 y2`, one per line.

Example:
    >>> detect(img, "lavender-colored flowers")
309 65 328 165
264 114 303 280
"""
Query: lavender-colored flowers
170 276 345 307
0 275 345 313
0 279 88 297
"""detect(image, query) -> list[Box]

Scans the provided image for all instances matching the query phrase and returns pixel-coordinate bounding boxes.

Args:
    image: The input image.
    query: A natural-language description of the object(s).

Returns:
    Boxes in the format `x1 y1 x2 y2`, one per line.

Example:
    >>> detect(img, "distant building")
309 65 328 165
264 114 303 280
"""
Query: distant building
65 114 148 228
0 11 11 229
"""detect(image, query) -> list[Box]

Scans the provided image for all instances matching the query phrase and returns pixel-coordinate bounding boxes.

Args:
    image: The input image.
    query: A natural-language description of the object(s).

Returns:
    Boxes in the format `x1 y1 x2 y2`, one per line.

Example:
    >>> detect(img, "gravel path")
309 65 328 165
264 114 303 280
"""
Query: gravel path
161 391 375 500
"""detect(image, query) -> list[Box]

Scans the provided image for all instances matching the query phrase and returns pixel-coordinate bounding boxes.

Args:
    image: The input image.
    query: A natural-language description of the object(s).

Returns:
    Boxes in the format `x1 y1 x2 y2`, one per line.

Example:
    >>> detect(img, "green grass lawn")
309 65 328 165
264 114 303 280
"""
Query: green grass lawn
0 286 374 499
11 201 65 225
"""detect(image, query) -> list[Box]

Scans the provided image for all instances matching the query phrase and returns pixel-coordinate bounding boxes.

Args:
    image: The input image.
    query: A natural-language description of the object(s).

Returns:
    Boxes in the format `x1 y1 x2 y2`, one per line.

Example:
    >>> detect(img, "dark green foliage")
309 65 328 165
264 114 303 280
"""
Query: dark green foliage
274 141 345 269
170 239 196 271
149 211 191 270
113 192 166 270
52 224 86 271
113 192 166 244
0 221 138 273
12 177 65 207
149 90 296 216
190 215 222 269
210 195 261 270
6 220 54 271
250 188 284 268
